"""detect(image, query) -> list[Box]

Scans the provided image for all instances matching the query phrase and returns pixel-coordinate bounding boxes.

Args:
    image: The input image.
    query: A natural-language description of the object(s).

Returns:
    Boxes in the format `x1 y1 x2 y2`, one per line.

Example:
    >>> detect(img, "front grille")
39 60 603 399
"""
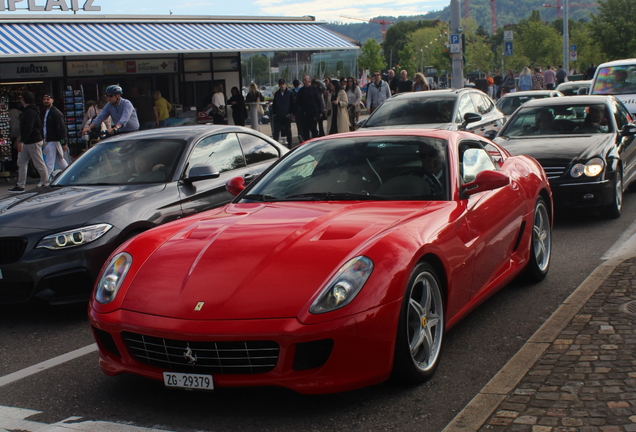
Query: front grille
122 332 279 374
0 237 28 264
541 166 567 180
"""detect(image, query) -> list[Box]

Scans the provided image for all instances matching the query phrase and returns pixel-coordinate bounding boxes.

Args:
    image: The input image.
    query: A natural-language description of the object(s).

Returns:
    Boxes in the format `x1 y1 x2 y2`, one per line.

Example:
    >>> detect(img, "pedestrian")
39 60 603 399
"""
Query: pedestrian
245 83 264 131
227 86 247 127
271 78 295 148
493 71 503 99
9 91 48 193
135 87 158 130
518 67 532 91
153 90 172 128
295 75 322 141
327 79 349 135
314 78 328 136
292 79 301 93
81 85 139 137
81 95 111 132
386 69 399 95
41 92 68 176
501 69 517 95
9 101 22 171
586 64 597 80
366 70 391 114
544 65 556 90
345 76 362 130
556 64 568 85
210 83 226 125
396 70 413 94
532 67 545 90
412 73 429 92
486 72 494 98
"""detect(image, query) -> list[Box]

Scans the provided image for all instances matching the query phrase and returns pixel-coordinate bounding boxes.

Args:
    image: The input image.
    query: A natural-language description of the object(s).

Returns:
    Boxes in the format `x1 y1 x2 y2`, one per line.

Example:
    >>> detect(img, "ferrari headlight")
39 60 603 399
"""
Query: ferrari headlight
37 223 112 250
571 159 605 178
310 256 373 314
95 252 132 304
584 158 604 177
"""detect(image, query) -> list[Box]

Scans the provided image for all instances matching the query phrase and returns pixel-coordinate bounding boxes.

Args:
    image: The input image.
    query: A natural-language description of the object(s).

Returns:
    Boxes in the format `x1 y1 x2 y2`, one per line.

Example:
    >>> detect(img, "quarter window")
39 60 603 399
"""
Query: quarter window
237 133 280 165
458 95 479 121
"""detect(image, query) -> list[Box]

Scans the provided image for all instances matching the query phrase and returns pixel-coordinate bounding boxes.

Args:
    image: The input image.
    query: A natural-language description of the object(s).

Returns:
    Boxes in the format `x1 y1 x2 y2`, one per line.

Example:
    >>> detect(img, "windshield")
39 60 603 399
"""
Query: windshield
592 66 636 95
496 95 550 115
364 96 457 127
242 136 450 202
500 104 613 137
54 138 186 186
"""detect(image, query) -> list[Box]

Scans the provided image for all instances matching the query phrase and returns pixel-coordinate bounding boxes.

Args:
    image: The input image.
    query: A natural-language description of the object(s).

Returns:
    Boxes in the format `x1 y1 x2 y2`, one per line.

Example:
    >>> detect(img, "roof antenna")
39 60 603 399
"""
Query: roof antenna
169 10 173 15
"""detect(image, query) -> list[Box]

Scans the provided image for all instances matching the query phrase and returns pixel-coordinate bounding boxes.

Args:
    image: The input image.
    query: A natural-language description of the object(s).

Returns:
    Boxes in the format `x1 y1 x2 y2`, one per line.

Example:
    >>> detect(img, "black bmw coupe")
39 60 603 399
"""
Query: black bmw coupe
494 95 636 218
0 125 288 304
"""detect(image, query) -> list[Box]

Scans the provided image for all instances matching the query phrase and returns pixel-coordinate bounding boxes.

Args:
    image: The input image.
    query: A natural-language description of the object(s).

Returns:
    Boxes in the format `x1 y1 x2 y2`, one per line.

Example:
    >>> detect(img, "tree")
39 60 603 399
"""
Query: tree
407 22 450 75
358 39 387 74
590 0 636 60
397 45 417 76
384 20 438 68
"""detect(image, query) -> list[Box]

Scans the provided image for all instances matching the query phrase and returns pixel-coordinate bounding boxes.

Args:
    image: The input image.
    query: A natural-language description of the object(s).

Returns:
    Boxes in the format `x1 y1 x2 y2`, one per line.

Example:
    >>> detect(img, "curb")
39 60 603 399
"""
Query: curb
442 254 629 432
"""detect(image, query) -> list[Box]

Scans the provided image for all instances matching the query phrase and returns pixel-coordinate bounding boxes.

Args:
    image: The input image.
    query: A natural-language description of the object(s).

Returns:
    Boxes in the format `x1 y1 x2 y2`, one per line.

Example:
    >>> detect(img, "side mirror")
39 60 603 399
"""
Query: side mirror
460 112 482 130
620 125 636 137
461 170 510 197
577 87 588 95
225 177 246 196
184 164 220 184
484 129 498 140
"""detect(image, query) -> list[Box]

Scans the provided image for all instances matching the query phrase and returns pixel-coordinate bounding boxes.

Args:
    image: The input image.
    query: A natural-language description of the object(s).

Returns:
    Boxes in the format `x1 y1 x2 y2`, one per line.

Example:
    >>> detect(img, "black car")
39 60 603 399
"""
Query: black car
0 125 288 304
493 96 636 218
361 88 505 138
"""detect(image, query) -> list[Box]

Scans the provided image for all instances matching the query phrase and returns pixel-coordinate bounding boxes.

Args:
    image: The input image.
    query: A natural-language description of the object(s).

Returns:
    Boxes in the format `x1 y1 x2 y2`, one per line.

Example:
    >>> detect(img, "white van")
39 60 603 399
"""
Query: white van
590 58 636 115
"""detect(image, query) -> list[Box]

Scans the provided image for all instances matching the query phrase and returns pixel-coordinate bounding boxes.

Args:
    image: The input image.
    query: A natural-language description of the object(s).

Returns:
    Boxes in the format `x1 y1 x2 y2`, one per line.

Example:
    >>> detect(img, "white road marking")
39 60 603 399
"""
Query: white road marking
601 216 636 260
0 344 97 387
0 405 176 431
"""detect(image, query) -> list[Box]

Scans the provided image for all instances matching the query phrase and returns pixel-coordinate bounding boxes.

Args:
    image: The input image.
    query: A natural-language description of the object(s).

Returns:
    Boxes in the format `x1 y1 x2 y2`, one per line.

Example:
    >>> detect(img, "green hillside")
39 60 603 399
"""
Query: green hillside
325 0 599 42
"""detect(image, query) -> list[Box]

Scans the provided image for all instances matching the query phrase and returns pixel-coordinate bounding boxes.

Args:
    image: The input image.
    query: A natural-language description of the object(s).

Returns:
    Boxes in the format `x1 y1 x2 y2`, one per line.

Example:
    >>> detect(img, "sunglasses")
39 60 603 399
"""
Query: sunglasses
373 73 380 76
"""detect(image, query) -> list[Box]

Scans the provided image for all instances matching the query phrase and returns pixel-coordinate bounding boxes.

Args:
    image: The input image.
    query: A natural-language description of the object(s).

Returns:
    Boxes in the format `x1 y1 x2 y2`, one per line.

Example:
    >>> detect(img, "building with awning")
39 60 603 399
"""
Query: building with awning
0 14 357 151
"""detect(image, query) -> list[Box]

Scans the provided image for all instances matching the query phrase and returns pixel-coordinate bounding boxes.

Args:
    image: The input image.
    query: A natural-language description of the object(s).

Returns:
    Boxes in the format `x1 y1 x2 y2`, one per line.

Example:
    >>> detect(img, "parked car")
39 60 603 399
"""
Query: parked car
494 96 636 218
496 90 564 118
589 58 636 115
556 80 592 96
89 129 552 394
361 89 506 138
0 126 288 305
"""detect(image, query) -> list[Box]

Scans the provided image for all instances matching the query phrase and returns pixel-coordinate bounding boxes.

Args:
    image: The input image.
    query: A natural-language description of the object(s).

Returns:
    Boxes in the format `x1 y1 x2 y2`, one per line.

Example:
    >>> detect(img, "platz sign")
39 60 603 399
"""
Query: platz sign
0 0 100 11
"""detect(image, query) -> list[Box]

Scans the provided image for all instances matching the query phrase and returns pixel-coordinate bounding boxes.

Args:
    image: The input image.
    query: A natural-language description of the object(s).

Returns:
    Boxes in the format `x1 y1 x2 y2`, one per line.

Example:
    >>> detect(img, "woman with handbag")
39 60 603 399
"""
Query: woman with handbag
327 80 350 135
345 77 362 131
245 83 264 131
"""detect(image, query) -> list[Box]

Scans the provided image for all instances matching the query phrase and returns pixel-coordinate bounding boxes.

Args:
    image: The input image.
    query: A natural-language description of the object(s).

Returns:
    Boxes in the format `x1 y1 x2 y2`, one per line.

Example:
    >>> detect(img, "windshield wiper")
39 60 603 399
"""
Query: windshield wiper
283 192 382 201
242 193 278 202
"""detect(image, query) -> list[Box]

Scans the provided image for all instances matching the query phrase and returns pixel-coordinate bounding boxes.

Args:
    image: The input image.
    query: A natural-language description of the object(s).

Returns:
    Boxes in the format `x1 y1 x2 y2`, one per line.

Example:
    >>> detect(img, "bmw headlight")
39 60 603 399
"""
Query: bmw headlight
570 158 605 178
37 224 112 250
310 256 374 314
95 252 132 304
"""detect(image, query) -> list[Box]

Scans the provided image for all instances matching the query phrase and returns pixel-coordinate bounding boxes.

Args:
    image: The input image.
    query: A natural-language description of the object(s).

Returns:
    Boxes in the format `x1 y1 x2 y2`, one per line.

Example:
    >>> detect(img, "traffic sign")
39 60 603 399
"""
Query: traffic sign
505 41 513 56
570 51 578 62
570 44 577 51
450 34 461 53
504 31 513 41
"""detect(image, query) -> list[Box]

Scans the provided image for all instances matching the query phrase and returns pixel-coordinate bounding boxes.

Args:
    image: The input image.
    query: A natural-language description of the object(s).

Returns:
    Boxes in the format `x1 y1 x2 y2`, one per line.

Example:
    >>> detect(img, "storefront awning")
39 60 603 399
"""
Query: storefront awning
0 20 358 57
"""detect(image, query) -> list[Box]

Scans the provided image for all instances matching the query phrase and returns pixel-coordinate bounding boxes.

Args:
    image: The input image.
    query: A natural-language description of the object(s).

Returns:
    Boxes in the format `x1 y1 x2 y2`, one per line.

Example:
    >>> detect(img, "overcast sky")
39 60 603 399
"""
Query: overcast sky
47 0 449 23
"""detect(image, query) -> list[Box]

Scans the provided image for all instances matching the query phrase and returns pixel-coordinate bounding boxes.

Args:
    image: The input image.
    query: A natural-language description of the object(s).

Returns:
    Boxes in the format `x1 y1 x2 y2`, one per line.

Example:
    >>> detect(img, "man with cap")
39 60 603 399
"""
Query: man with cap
271 78 295 148
41 92 68 176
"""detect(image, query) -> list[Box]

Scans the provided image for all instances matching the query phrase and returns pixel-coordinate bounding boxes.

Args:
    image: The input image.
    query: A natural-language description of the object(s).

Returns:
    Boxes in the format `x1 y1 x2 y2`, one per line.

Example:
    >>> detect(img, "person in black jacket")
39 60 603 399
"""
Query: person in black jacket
295 75 323 141
10 91 48 193
41 93 68 176
272 79 295 148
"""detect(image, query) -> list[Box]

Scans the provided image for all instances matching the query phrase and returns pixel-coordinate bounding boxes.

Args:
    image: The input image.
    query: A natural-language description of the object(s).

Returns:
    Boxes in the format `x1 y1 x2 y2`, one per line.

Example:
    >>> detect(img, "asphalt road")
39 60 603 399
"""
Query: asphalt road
1 191 636 432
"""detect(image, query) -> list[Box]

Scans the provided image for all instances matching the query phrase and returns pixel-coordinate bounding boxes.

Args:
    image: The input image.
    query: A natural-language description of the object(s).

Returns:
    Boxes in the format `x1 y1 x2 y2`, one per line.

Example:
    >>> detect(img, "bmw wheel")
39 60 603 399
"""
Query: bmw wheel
524 197 551 282
392 262 444 384
601 170 622 219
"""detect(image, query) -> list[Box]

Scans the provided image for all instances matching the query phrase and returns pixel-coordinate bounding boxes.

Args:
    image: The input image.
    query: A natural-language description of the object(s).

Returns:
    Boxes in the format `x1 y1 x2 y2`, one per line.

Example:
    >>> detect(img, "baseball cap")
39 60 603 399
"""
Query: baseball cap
278 78 286 85
42 92 53 98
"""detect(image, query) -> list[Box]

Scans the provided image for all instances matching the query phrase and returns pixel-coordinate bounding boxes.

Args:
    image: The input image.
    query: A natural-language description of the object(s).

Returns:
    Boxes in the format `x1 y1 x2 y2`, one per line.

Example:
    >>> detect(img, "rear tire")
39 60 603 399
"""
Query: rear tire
392 262 444 384
600 170 622 219
524 197 551 282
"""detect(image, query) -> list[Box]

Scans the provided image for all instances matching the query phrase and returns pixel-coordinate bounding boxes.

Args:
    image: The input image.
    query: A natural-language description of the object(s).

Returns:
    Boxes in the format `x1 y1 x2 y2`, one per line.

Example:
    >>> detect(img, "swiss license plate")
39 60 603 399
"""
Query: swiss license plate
163 372 214 390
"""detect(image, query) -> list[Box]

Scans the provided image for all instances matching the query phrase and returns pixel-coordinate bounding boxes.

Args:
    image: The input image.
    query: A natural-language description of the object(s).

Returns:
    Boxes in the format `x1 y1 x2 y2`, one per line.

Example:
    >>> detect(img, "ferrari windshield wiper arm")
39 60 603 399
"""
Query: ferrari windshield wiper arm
242 193 278 202
283 192 381 201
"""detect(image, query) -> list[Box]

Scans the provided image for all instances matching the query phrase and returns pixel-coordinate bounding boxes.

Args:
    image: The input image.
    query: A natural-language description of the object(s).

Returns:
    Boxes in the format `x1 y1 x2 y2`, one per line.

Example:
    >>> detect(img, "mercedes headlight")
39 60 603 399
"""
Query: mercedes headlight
95 252 132 304
310 256 374 314
37 224 112 250
570 158 605 178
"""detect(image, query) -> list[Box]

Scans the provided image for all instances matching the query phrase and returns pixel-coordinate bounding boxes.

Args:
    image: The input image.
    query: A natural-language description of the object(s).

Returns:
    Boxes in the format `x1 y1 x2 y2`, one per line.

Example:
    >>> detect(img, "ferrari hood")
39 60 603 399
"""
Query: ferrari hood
496 134 613 164
363 123 455 131
121 201 436 320
0 185 164 231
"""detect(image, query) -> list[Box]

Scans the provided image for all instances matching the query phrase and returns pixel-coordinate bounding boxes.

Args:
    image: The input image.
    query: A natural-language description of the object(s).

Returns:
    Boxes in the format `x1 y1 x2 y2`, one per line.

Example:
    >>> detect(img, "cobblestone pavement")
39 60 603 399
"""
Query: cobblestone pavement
479 258 636 432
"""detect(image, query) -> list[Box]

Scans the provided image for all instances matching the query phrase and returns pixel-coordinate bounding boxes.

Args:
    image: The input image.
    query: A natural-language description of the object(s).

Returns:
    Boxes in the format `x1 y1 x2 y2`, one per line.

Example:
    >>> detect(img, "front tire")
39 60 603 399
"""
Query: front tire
600 170 622 219
524 197 551 282
392 262 444 384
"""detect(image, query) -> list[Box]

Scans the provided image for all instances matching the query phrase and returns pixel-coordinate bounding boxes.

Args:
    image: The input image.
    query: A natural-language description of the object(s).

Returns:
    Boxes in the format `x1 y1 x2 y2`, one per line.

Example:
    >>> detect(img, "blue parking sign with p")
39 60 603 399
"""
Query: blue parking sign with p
450 34 460 45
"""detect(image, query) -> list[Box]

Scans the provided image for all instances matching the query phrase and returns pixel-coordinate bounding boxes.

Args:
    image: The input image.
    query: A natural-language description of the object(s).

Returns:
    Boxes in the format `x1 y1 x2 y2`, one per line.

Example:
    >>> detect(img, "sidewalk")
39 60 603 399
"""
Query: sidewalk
444 256 636 432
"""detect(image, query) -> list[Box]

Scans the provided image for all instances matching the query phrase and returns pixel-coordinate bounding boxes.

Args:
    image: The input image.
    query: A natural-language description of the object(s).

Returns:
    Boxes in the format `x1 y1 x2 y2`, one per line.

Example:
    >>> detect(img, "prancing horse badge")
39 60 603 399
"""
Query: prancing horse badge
194 302 204 311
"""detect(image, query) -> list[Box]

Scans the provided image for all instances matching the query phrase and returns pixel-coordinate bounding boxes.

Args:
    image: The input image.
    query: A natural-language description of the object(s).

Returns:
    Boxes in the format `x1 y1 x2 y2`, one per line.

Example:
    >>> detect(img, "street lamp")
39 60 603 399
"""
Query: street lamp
420 49 423 72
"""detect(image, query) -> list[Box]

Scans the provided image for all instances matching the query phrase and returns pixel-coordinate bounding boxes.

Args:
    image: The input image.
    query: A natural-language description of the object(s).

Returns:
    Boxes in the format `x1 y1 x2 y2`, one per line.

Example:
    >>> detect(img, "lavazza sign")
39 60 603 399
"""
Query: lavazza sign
0 0 100 11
